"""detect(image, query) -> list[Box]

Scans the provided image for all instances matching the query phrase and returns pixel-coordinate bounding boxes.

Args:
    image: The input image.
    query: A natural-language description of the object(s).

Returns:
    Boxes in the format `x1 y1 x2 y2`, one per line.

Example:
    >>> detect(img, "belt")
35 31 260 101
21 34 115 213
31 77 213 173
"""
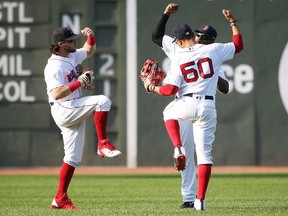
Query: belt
182 93 213 100
49 102 54 106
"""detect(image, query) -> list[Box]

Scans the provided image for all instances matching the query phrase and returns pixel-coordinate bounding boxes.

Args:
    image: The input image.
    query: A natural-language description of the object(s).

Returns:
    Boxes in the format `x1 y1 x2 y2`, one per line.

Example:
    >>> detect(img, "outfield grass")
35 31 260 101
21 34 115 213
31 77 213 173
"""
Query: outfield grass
0 173 287 216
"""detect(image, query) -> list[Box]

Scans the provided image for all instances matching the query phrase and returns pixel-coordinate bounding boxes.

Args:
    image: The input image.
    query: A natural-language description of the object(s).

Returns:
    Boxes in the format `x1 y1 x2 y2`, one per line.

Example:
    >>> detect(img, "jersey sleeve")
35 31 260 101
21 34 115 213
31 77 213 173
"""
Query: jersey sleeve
218 69 228 81
44 65 65 92
162 60 182 87
162 35 177 59
213 43 235 62
75 48 87 64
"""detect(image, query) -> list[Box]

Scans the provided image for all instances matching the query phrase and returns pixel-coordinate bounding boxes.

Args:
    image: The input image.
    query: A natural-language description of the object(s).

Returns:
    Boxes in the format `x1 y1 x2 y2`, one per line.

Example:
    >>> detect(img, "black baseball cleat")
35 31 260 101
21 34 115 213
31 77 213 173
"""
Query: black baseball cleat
180 202 194 209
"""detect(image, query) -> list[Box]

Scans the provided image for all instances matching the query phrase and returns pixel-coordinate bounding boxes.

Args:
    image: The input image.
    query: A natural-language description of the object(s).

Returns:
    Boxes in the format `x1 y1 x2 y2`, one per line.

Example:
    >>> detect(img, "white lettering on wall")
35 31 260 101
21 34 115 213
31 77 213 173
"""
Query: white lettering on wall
0 55 31 76
99 54 115 97
0 80 35 102
2 2 18 22
222 64 254 94
18 2 33 23
278 42 288 114
0 2 35 102
61 14 81 34
0 27 30 48
100 54 114 76
0 2 33 23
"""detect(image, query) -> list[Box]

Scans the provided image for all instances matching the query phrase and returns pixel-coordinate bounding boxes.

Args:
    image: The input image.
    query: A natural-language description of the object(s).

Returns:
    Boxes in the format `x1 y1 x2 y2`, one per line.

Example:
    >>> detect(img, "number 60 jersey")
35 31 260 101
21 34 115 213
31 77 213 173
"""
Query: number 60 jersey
163 41 235 98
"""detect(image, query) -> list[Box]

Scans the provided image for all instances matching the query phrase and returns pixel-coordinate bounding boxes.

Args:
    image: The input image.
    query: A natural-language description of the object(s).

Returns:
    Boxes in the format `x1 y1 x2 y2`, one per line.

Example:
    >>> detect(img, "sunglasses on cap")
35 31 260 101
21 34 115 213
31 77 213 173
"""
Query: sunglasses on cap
57 39 76 45
196 33 211 41
196 33 204 37
66 39 76 43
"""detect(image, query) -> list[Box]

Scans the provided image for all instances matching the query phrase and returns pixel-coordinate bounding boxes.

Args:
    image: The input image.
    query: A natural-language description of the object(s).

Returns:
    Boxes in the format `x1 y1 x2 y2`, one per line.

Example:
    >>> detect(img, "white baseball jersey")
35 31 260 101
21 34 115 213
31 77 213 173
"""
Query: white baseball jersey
164 42 234 98
162 35 230 96
44 48 87 102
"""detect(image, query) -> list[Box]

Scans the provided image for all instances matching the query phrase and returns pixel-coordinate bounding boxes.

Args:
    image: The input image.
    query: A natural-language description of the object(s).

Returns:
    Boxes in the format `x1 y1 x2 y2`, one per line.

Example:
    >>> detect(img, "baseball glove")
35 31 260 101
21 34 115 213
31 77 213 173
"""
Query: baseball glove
139 59 165 93
78 67 95 88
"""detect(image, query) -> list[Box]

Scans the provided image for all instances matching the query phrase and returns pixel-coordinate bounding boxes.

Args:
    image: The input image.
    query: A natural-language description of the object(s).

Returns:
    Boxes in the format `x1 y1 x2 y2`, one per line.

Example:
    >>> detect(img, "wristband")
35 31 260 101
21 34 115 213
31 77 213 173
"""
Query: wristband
230 19 237 26
148 84 156 93
68 80 81 92
87 36 96 46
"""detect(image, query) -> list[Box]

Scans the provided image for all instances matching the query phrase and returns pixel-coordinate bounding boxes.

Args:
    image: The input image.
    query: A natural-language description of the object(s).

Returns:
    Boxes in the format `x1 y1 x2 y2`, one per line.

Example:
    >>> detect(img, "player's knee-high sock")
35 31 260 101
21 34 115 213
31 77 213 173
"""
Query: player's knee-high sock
165 119 182 147
56 162 75 198
94 111 108 141
197 164 212 199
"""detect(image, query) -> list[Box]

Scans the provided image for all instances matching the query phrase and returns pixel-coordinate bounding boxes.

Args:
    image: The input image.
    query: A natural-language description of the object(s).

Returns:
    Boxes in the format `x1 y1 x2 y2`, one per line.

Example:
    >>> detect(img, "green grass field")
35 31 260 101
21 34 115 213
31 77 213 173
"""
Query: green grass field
0 173 287 216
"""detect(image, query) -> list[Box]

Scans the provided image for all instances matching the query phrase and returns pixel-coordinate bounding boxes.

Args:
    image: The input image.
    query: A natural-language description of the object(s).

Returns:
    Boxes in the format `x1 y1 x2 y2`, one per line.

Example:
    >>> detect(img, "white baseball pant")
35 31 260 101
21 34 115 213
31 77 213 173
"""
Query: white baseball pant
163 95 216 165
50 95 111 167
179 120 196 202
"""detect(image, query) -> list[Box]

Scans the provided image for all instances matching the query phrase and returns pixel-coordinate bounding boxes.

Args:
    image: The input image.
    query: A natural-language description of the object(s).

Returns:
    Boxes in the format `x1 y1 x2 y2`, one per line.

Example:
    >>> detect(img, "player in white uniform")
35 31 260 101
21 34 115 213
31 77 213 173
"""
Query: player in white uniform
152 3 232 209
148 7 243 210
44 26 121 210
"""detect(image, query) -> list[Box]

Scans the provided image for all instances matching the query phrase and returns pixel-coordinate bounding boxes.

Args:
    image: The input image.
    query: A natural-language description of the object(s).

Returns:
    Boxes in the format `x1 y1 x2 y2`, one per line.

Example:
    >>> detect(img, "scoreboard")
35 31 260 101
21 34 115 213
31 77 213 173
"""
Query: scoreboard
0 0 126 166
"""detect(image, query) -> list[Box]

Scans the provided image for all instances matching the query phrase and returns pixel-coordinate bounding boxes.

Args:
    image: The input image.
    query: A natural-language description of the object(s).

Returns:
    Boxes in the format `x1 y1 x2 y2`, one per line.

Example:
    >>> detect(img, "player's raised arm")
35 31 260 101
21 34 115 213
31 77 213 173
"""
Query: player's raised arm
222 9 243 53
81 27 96 57
164 3 179 15
152 3 179 47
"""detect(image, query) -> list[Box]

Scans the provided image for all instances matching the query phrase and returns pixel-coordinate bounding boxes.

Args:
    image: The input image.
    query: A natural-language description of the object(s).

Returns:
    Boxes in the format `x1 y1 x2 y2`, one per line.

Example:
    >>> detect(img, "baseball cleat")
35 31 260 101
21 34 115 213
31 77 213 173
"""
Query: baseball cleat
194 198 206 211
173 145 186 171
97 139 122 158
180 201 194 209
51 194 79 210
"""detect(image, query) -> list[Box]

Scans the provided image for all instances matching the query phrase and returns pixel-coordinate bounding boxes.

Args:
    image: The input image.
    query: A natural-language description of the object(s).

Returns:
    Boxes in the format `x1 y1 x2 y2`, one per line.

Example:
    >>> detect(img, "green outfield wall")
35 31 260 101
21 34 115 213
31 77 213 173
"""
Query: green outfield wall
0 0 287 167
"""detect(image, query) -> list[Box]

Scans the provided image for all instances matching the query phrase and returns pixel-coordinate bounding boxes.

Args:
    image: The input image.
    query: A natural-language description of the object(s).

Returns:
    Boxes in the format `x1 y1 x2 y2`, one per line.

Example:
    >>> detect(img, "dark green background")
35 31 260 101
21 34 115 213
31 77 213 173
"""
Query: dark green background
0 0 287 167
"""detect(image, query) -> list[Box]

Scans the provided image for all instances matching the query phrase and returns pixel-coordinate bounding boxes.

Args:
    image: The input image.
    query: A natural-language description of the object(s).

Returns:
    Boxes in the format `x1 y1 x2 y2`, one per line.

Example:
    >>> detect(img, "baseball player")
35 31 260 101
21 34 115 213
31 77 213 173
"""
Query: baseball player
152 3 230 209
44 26 121 210
147 5 243 210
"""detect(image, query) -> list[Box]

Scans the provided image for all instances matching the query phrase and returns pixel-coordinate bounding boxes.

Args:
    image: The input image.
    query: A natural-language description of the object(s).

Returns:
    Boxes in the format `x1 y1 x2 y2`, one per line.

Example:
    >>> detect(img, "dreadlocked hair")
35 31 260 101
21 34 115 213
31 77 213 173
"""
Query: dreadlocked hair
49 43 61 55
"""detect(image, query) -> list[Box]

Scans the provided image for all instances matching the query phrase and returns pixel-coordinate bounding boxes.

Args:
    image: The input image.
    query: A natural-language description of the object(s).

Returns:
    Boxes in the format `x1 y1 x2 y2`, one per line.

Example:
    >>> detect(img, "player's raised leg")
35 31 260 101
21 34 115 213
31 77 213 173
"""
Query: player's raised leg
93 97 121 158
165 119 186 171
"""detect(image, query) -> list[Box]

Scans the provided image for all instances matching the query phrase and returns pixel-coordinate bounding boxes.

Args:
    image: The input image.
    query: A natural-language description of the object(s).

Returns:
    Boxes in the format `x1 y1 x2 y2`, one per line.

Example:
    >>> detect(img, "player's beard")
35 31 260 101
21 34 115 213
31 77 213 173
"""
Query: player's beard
64 45 76 53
